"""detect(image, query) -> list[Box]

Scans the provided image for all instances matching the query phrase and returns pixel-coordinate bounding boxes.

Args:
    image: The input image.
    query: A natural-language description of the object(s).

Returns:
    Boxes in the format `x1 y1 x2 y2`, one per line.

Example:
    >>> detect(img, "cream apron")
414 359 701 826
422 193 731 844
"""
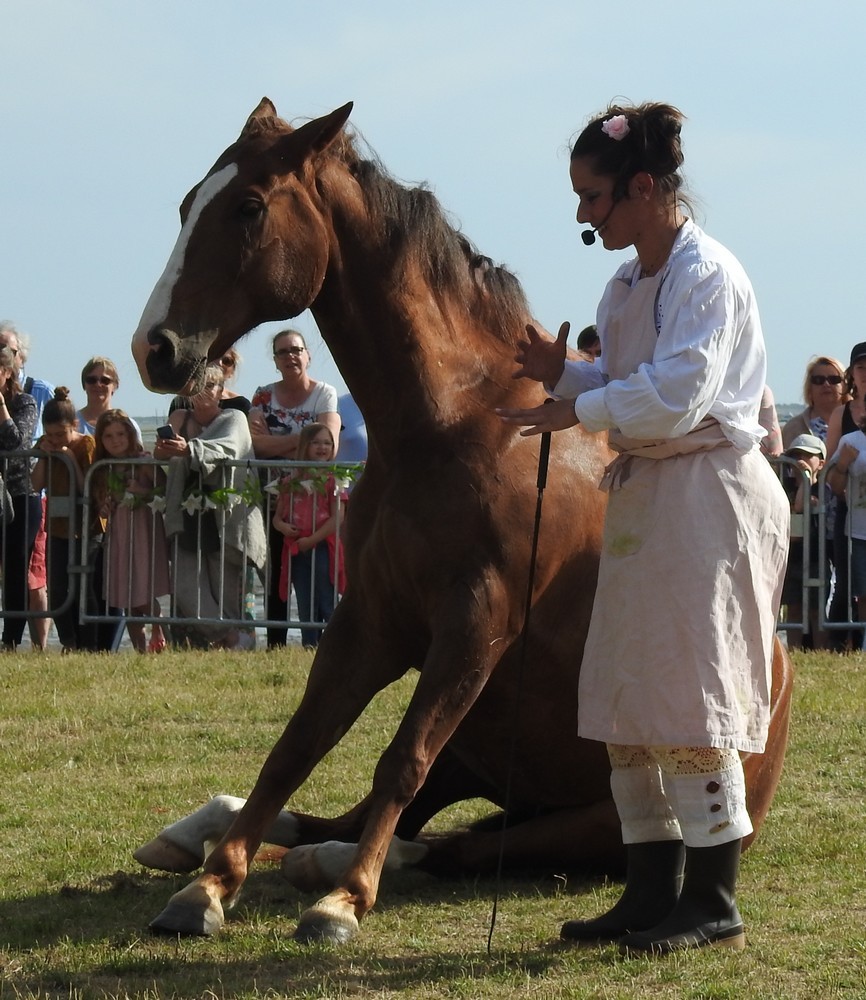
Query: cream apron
577 270 789 753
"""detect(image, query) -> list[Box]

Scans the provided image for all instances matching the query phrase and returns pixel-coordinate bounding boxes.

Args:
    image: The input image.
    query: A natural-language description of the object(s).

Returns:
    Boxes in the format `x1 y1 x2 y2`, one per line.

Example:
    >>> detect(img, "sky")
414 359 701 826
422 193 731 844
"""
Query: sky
2 0 864 419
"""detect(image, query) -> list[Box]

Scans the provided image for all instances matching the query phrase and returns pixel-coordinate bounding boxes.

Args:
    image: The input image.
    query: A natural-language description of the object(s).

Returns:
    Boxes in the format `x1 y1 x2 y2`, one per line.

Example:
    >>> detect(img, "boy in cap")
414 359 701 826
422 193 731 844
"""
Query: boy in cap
781 434 827 648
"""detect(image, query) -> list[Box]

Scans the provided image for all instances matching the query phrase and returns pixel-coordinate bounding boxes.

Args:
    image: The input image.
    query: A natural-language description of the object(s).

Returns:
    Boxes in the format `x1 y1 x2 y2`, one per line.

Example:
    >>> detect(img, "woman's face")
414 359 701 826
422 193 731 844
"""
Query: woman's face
273 335 309 381
101 420 132 458
808 362 844 408
83 364 116 407
852 359 866 397
305 429 334 462
0 365 13 391
191 378 223 419
569 156 638 251
43 421 75 449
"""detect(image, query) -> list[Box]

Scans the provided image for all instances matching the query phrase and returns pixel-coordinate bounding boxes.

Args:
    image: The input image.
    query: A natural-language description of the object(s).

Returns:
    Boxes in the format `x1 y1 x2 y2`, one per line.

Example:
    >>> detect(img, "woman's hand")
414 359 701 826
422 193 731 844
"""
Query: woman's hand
496 397 579 436
248 407 269 436
154 435 190 459
295 535 315 553
512 321 570 386
838 443 859 471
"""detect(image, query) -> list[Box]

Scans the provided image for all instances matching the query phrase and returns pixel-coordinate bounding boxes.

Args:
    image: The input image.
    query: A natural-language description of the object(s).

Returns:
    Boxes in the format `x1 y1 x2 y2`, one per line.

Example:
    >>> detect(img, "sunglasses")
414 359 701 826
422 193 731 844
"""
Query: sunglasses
274 346 306 358
219 356 236 367
85 375 114 386
810 374 843 386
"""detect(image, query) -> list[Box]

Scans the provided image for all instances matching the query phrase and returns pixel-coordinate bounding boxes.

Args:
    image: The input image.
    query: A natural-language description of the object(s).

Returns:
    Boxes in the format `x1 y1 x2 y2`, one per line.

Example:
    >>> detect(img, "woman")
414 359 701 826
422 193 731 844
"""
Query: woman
156 366 266 650
826 395 866 643
781 356 848 648
824 344 866 647
498 102 788 954
249 329 340 647
76 356 142 441
217 347 251 413
0 345 40 650
783 356 848 448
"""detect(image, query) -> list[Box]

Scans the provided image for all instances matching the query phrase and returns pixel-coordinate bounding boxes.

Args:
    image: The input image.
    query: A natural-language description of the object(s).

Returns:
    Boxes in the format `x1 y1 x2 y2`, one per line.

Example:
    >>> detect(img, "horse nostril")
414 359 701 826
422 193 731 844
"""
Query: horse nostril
147 326 179 363
145 326 197 392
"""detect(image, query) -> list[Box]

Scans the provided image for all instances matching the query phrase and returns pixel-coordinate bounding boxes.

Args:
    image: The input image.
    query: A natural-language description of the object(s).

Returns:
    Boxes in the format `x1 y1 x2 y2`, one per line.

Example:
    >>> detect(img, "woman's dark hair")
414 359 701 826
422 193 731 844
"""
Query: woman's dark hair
571 102 690 209
43 386 77 426
272 328 307 353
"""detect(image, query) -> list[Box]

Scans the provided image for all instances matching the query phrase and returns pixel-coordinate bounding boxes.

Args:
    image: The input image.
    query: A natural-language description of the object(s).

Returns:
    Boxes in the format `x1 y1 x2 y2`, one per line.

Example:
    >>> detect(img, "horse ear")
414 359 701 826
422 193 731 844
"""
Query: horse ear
247 97 278 124
291 102 354 160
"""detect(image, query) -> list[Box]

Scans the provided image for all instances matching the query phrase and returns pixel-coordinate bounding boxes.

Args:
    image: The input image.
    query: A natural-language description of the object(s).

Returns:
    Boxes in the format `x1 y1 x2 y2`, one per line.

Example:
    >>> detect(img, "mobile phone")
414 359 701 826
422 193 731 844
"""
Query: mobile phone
156 424 177 440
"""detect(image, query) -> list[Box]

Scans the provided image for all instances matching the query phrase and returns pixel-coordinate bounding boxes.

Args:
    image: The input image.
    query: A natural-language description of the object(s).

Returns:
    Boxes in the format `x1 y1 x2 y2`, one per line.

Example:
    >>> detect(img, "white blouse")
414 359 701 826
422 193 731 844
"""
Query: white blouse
553 220 767 451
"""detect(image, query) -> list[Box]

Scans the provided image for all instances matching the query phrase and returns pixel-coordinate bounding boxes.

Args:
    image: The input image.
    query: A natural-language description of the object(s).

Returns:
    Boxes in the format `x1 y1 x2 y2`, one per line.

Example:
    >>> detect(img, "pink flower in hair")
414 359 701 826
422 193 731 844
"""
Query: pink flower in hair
601 115 630 140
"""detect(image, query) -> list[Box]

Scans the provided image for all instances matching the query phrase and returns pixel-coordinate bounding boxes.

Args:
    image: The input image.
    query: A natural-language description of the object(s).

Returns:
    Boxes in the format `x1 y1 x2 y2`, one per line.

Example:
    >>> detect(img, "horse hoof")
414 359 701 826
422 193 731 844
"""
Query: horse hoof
134 835 203 873
294 898 359 945
148 884 225 937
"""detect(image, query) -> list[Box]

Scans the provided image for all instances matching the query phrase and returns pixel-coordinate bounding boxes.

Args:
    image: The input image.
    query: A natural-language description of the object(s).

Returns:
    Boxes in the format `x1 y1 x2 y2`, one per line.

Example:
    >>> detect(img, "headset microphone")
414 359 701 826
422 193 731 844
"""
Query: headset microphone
580 199 620 248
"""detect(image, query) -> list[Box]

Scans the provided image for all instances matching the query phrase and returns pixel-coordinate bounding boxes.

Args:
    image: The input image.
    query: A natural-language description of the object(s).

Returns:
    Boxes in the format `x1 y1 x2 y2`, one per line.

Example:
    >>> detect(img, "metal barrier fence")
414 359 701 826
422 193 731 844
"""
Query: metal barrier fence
770 455 861 647
0 451 362 650
2 450 861 649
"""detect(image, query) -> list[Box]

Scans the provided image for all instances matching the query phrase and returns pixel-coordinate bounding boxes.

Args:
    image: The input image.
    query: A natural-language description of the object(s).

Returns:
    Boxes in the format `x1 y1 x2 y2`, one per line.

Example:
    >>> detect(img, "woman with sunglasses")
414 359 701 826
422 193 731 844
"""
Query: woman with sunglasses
216 347 250 413
249 329 340 647
778 358 848 649
76 357 142 441
822 346 866 650
782 357 848 449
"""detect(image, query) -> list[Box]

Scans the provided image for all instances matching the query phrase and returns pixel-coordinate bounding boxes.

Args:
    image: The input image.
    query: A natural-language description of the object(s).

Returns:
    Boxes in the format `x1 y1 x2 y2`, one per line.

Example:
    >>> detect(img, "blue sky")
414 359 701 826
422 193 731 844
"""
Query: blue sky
2 0 863 418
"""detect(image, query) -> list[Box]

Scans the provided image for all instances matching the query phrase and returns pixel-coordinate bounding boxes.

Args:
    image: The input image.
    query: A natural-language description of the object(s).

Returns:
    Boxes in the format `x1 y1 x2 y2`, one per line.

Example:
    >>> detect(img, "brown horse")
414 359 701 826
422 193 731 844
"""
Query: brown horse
130 99 793 943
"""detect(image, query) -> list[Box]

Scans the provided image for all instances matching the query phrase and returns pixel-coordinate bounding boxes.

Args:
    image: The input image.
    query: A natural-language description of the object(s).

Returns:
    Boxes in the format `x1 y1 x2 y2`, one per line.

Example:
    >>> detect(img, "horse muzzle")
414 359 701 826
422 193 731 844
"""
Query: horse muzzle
139 325 211 395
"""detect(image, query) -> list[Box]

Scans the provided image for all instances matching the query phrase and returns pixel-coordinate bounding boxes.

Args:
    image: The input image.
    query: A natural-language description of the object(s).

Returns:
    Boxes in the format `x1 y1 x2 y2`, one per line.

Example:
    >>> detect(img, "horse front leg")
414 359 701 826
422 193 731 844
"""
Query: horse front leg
294 587 516 943
147 600 406 936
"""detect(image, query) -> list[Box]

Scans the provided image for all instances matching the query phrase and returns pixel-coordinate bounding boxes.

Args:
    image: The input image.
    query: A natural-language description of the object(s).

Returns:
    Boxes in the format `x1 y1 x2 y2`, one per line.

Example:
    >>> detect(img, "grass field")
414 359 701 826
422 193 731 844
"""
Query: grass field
0 647 864 999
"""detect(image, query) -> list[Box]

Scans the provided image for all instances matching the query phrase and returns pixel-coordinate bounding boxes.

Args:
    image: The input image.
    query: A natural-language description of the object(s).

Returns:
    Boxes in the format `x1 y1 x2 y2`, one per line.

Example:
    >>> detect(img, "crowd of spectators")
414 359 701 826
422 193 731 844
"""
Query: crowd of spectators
0 323 364 653
4 317 866 653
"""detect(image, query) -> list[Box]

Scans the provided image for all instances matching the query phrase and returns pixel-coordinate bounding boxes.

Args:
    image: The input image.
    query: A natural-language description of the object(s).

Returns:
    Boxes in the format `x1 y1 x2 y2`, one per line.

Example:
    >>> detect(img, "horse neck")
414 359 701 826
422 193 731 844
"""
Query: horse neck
312 272 522 455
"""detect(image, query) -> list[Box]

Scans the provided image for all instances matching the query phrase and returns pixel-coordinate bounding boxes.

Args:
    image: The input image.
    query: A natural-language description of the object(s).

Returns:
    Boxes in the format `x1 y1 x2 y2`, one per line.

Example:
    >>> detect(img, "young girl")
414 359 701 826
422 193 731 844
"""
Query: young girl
273 422 346 648
92 409 170 653
31 387 96 651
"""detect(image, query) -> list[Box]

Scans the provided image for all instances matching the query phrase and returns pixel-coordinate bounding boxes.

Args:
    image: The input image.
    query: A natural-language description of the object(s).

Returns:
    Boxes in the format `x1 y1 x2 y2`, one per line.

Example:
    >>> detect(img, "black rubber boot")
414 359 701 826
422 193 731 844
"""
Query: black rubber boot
619 839 746 954
560 839 684 944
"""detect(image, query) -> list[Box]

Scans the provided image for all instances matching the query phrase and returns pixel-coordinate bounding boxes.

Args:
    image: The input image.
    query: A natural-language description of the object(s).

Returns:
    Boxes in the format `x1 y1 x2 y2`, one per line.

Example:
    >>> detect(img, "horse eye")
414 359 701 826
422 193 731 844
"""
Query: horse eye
238 198 264 220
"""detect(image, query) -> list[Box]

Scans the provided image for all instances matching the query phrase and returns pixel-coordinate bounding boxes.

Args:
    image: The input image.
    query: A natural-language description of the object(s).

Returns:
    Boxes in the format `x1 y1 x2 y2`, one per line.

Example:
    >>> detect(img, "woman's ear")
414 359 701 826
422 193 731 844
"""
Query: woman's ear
629 171 654 200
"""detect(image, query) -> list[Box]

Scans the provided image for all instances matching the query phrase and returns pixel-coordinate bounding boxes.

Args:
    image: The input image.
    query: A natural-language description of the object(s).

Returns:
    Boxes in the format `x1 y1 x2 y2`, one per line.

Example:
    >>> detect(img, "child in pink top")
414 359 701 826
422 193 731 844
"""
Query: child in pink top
273 423 346 648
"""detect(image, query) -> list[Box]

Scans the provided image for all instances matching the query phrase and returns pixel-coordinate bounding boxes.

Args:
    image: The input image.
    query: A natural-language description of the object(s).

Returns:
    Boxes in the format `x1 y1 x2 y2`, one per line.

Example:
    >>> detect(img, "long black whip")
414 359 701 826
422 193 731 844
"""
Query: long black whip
487 416 553 953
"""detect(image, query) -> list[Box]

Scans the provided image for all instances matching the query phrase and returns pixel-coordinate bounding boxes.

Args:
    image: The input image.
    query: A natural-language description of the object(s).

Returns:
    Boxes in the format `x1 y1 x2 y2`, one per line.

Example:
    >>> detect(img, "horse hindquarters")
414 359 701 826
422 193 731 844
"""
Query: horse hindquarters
741 636 793 848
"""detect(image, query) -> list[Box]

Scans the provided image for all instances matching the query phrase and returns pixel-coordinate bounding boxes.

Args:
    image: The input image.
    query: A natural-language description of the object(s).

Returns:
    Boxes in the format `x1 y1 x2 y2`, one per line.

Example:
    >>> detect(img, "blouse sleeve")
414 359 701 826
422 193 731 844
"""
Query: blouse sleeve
0 395 37 450
315 382 339 416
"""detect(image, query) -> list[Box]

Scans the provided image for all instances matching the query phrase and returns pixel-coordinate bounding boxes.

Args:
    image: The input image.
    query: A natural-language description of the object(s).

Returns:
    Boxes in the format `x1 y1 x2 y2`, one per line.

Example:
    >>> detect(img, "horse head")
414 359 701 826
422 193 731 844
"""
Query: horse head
131 99 353 394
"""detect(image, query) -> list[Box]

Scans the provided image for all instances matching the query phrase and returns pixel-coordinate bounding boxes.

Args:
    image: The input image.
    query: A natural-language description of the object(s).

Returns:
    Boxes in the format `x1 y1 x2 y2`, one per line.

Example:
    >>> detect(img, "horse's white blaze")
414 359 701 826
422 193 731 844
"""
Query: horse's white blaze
131 163 238 387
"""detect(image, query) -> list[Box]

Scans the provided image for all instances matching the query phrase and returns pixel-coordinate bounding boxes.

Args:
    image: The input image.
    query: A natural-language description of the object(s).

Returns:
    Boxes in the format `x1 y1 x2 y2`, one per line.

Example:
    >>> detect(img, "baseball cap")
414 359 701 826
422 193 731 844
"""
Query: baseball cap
785 434 826 459
850 342 866 366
